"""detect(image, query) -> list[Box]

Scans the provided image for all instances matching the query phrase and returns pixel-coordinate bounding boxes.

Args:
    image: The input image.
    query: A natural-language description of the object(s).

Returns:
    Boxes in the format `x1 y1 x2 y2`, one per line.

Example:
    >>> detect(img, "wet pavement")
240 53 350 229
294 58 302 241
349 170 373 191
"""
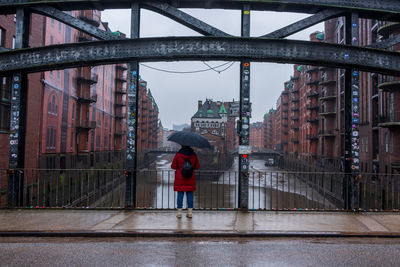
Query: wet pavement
0 209 399 237
1 237 400 266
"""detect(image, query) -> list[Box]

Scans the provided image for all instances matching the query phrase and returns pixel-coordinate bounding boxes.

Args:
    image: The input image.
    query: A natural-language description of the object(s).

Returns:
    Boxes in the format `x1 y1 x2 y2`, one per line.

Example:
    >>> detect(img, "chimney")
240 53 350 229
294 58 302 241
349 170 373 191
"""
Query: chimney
198 100 202 110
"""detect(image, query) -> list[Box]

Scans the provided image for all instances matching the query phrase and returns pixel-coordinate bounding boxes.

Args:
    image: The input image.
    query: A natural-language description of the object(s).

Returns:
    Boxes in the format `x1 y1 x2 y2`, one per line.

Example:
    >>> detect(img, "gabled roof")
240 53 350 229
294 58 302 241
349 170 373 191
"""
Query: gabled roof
192 99 221 119
219 104 227 114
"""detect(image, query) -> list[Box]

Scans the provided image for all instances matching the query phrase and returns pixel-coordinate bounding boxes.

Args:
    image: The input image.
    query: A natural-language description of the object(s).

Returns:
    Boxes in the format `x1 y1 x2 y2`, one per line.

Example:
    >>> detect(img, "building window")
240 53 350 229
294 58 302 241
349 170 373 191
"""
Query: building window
12 36 15 49
51 18 54 27
47 127 56 150
360 137 364 153
385 134 389 153
58 21 61 33
72 103 75 121
0 28 5 47
0 77 11 132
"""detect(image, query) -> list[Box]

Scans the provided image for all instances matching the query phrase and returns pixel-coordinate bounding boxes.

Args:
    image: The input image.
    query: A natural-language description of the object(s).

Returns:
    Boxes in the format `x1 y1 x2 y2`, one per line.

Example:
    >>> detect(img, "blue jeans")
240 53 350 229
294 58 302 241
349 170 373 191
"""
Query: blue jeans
177 191 193 209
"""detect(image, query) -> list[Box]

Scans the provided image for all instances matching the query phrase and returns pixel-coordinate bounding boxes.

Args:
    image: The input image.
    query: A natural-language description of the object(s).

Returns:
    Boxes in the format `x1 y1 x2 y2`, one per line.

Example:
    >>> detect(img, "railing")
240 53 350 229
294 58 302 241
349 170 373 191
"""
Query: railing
1 169 399 211
1 169 125 208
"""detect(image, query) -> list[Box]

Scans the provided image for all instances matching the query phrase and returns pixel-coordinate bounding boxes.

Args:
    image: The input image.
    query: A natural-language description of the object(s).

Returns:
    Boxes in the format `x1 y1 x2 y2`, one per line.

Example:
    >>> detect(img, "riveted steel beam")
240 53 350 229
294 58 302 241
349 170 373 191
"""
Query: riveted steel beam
262 9 344 38
368 35 400 50
1 37 400 76
31 6 123 40
142 2 231 37
1 0 400 20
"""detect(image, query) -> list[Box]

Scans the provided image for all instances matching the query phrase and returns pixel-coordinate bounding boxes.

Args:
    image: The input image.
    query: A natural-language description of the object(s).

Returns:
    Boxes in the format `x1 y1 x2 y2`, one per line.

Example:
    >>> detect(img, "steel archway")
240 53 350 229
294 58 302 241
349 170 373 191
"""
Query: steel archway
1 0 400 19
1 37 400 76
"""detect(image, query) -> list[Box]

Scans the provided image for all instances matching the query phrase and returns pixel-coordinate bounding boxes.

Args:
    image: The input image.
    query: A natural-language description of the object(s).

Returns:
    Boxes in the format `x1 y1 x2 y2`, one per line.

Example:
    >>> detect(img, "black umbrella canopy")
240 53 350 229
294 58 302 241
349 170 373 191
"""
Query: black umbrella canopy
167 131 211 149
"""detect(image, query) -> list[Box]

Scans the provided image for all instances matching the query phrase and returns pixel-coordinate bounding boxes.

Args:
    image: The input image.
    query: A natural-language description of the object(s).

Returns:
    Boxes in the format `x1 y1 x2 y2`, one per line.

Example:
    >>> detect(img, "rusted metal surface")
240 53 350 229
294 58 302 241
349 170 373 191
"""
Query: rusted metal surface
262 9 343 38
1 37 400 75
1 0 400 18
31 6 123 40
142 2 231 37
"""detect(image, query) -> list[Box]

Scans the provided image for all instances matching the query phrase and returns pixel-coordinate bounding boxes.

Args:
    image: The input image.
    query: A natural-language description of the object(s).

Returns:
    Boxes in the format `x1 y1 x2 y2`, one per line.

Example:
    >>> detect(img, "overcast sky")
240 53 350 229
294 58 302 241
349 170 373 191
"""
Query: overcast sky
101 9 323 129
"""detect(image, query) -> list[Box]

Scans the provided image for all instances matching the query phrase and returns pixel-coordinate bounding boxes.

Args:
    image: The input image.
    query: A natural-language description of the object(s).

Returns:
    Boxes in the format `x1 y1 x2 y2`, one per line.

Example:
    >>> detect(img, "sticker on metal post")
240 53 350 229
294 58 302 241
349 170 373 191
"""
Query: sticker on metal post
239 145 252 155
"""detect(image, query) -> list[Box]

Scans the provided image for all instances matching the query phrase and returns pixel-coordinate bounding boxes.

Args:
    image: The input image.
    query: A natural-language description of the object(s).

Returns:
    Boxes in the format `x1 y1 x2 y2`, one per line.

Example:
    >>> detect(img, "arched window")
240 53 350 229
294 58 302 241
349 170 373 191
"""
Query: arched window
52 95 56 113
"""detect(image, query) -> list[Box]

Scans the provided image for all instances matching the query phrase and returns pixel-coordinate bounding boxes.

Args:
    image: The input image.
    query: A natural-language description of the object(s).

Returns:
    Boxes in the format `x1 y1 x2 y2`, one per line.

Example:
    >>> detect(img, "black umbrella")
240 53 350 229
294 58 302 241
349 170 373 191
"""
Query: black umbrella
167 131 211 149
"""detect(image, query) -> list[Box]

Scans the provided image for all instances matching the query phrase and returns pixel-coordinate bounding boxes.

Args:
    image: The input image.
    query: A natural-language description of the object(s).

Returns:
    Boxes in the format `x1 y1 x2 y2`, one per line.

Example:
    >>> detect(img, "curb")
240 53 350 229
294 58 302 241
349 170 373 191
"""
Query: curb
1 231 400 238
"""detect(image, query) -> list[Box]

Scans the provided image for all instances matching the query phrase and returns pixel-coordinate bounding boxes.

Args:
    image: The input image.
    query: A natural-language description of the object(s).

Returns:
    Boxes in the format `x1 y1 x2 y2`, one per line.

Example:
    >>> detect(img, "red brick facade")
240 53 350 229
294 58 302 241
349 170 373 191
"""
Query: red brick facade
0 11 159 170
265 19 400 175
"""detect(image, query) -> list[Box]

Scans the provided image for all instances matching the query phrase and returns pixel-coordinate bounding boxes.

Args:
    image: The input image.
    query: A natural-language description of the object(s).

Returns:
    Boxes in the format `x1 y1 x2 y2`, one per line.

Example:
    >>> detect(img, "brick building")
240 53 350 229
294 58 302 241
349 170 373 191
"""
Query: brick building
0 11 159 170
249 122 263 150
263 108 276 150
265 19 400 175
191 99 239 153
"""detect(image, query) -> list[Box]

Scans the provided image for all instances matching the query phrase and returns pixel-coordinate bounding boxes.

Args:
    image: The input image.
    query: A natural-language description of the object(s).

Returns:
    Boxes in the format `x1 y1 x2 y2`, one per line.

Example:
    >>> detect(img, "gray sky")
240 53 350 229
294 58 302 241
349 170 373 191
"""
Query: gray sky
101 9 323 129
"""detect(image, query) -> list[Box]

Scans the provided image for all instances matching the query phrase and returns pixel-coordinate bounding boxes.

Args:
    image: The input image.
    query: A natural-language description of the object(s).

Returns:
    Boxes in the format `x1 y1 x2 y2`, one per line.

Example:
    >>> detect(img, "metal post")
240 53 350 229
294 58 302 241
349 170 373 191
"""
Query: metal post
238 4 251 210
344 12 360 210
126 3 140 207
8 8 30 207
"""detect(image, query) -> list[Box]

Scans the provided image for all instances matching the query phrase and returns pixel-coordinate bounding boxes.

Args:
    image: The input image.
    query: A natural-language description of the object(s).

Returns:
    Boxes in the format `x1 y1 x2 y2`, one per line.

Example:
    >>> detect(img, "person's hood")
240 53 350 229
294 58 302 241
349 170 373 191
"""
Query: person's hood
178 146 194 156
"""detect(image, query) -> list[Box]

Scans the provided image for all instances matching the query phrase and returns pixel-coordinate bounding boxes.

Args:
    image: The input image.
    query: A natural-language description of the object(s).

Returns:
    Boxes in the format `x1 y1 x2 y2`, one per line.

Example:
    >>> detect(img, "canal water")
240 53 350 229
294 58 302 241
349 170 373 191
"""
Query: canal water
135 155 336 210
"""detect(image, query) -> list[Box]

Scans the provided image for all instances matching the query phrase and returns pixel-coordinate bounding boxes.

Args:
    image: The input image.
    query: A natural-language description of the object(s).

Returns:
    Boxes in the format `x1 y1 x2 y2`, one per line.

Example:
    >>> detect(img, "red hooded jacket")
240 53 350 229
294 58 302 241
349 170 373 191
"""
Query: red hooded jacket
171 147 200 192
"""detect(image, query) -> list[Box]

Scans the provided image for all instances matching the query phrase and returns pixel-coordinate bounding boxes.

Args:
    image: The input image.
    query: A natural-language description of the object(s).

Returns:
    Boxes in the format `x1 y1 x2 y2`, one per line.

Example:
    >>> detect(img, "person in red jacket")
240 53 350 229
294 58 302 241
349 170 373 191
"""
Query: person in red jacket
171 145 200 218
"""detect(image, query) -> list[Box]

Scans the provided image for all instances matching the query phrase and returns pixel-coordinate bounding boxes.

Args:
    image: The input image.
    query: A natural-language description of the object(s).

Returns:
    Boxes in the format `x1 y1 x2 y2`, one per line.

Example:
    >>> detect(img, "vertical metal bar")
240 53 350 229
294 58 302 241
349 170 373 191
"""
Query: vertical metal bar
37 171 40 207
217 171 219 209
17 172 22 207
86 171 90 207
126 2 140 208
228 171 231 208
311 172 314 209
198 171 201 209
287 172 290 209
238 4 251 210
55 170 58 207
276 172 279 210
222 172 225 209
233 172 239 208
386 174 389 210
43 173 47 207
0 171 2 207
258 172 261 210
62 171 66 207
264 172 267 210
293 172 296 209
168 171 170 209
270 172 272 210
30 170 34 207
161 170 164 209
23 170 28 207
118 170 122 208
8 9 30 207
252 172 255 209
80 172 83 207
323 173 326 210
68 172 72 206
211 172 213 209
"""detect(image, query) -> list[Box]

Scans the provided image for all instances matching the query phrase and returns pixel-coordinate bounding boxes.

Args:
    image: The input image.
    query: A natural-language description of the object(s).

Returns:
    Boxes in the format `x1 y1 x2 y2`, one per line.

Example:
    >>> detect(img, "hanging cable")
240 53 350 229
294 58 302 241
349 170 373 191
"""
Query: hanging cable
139 61 235 74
